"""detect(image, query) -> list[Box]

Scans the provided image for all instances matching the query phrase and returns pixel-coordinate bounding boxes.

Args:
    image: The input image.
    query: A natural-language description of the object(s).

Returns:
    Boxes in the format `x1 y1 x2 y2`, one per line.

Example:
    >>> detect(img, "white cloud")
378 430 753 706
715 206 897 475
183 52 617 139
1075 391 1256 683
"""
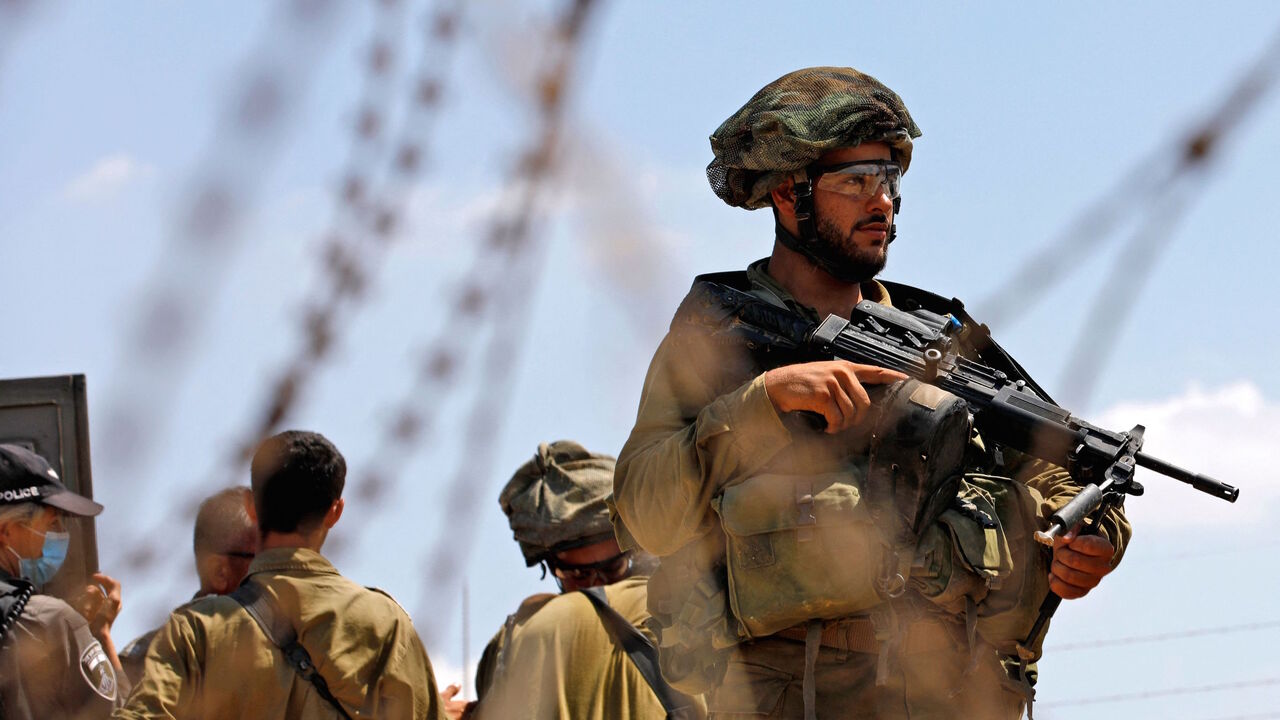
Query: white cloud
63 152 156 202
1092 381 1278 529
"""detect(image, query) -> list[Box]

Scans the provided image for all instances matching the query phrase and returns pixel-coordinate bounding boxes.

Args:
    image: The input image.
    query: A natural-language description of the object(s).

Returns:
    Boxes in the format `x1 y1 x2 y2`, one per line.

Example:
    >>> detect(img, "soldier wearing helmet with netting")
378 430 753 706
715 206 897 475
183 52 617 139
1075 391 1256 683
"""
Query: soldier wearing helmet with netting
462 441 705 720
612 67 1132 719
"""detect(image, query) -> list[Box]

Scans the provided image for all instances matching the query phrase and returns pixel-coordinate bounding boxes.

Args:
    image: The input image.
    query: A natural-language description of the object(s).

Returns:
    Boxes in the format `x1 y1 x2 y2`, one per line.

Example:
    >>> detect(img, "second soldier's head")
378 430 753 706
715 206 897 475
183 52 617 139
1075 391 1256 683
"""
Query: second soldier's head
499 440 635 592
193 486 257 596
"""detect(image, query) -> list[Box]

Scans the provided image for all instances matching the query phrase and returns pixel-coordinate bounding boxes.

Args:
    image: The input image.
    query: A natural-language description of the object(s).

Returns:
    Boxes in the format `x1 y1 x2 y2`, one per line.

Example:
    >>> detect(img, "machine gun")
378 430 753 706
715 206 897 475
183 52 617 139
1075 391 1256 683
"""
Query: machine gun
681 279 1238 528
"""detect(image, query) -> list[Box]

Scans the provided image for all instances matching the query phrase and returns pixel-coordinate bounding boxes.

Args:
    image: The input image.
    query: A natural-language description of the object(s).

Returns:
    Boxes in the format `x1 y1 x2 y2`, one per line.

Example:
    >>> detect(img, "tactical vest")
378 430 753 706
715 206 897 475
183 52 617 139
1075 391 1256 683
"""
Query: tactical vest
646 272 1053 696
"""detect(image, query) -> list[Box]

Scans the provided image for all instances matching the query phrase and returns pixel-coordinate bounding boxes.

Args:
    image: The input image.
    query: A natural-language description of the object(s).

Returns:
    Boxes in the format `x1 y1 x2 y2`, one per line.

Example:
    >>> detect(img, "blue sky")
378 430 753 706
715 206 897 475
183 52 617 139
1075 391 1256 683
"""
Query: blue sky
3 1 1278 716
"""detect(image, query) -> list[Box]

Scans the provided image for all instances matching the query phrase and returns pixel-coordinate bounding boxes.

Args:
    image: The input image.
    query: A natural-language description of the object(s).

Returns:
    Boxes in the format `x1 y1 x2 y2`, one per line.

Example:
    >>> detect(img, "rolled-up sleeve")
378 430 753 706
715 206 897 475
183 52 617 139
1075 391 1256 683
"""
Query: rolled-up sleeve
1016 457 1133 566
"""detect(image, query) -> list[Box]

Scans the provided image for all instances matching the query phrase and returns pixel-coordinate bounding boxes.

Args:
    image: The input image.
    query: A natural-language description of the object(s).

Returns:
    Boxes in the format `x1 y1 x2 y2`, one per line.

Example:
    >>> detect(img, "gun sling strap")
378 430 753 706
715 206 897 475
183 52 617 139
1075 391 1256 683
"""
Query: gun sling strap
230 581 354 720
579 586 700 720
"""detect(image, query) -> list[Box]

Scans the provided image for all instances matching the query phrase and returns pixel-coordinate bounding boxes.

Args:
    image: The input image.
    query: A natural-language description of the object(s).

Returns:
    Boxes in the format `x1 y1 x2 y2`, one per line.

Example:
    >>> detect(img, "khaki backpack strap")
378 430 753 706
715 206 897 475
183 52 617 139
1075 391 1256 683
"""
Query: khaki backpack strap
802 620 822 720
579 586 701 720
230 581 354 720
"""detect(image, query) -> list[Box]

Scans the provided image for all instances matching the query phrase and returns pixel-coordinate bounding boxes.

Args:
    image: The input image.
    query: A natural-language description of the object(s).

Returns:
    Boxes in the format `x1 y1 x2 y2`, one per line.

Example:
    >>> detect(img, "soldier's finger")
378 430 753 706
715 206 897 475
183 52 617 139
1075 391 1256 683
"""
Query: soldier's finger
1049 575 1090 600
1051 558 1102 589
92 573 122 601
1068 534 1115 557
442 684 461 700
827 379 856 434
834 367 872 428
850 364 909 385
1055 547 1113 575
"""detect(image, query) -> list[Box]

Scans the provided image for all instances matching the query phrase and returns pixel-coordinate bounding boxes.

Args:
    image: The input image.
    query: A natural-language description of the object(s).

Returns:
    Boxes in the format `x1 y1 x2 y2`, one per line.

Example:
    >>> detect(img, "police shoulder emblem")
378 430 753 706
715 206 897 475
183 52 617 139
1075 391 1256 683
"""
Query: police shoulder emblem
79 640 118 701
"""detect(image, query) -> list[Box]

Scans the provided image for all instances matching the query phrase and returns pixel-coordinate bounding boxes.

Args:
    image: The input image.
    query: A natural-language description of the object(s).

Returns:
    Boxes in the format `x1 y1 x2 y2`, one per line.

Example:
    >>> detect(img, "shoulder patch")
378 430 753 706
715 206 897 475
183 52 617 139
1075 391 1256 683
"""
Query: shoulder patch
79 640 118 701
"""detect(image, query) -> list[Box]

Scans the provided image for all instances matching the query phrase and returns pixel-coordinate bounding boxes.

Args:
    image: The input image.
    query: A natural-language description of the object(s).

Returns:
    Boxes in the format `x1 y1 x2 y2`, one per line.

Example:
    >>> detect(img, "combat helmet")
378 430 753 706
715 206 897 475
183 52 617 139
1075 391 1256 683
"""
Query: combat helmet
707 67 921 278
499 440 616 567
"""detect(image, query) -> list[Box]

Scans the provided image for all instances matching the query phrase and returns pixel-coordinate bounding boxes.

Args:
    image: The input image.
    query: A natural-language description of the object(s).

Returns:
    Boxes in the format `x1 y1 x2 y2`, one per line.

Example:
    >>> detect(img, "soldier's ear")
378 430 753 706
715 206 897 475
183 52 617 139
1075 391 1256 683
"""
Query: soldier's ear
323 498 344 529
770 178 797 216
243 493 257 524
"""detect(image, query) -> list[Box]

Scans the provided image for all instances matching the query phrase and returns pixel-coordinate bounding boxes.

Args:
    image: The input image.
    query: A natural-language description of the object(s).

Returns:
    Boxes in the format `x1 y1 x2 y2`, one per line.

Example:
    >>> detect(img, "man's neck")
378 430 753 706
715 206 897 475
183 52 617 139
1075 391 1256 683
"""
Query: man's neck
766 240 863 319
259 529 326 553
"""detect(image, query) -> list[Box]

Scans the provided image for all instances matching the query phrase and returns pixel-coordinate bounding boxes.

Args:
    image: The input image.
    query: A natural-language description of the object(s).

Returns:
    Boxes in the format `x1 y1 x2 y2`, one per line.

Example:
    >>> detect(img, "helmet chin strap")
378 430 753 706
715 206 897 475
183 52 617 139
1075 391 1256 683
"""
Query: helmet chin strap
775 170 901 283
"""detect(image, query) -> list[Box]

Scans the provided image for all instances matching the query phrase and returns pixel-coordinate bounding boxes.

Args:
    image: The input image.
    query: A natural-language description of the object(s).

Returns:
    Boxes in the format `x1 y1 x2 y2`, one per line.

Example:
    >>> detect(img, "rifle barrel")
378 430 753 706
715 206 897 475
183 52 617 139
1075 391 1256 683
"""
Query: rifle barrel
1135 452 1239 502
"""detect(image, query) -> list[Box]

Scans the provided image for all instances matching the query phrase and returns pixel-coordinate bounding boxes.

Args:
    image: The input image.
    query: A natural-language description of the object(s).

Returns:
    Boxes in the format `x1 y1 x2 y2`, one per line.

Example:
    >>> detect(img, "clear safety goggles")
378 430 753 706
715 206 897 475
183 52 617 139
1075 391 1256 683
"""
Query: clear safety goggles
811 160 902 200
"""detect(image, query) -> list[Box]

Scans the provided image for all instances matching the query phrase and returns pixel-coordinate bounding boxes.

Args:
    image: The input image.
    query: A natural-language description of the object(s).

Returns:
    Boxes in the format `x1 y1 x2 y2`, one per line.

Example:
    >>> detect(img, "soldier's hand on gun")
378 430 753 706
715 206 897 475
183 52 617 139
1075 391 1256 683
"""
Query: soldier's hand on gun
764 361 907 433
1049 528 1115 599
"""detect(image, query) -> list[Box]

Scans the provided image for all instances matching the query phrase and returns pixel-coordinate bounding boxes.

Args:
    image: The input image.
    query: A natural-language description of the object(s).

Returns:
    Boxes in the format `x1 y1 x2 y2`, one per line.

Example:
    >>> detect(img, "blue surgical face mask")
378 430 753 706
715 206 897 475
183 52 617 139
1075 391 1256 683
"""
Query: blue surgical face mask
6 524 70 588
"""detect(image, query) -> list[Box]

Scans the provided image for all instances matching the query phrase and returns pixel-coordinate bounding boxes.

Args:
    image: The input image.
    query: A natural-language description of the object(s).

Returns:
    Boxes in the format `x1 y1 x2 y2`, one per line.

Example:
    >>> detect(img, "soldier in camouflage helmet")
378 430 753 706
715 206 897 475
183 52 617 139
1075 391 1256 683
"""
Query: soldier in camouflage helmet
462 441 705 720
612 67 1131 719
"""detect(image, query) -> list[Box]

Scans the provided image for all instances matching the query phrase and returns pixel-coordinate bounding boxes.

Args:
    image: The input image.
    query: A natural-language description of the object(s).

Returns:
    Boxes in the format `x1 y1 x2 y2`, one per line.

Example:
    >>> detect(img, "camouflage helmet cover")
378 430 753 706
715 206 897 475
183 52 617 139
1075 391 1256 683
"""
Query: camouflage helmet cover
499 440 617 566
707 66 922 209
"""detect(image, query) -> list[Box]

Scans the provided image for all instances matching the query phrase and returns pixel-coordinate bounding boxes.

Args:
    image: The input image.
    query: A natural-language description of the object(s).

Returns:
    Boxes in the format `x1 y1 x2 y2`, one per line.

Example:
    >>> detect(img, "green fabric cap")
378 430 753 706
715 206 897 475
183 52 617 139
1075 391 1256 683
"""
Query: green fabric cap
499 440 617 566
707 66 922 209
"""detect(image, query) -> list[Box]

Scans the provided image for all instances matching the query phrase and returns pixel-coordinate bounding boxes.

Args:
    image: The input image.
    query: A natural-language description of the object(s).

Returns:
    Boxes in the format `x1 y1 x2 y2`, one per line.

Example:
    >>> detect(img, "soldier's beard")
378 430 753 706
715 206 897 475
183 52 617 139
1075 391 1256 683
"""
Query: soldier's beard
815 215 889 283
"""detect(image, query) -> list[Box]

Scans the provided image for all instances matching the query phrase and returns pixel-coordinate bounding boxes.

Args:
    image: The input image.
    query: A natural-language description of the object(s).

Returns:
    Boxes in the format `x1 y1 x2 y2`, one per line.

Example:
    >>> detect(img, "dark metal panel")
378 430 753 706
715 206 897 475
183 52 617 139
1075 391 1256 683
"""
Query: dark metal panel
0 374 99 600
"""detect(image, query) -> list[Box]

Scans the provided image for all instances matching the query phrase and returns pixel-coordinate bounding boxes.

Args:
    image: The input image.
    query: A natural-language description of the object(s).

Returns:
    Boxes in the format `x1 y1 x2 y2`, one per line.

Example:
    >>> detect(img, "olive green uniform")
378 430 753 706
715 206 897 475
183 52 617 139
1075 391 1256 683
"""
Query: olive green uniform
118 594 203 686
115 548 445 719
613 260 1132 719
473 576 706 720
0 575 128 719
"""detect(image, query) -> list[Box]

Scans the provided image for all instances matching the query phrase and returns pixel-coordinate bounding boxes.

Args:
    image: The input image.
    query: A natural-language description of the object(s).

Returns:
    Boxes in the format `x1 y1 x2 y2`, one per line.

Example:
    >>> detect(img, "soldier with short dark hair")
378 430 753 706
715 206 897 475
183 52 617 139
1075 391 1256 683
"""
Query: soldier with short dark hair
117 430 446 719
0 443 129 719
613 67 1132 719
118 486 257 684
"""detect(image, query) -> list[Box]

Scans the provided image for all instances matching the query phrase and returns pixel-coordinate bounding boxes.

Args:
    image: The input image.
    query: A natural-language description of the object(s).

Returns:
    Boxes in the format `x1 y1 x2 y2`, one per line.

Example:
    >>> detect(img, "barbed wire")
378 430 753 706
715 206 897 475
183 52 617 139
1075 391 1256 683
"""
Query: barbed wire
287 0 604 640
1039 676 1280 707
1056 22 1280 408
351 0 601 512
101 0 349 576
219 0 464 482
126 0 470 628
975 23 1280 334
1047 618 1280 652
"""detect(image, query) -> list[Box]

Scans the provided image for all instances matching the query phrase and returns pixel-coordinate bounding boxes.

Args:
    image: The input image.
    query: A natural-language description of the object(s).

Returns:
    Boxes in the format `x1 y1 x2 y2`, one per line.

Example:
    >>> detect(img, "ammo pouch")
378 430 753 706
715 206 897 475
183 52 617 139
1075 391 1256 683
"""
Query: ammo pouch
711 379 974 640
959 475 1052 657
713 469 882 638
916 473 1051 657
646 534 739 696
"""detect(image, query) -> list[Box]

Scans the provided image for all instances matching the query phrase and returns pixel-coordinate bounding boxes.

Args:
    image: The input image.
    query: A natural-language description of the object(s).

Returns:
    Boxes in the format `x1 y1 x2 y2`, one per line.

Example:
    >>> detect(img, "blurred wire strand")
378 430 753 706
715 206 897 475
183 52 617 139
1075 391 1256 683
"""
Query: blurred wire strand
1039 677 1280 707
1047 619 1280 652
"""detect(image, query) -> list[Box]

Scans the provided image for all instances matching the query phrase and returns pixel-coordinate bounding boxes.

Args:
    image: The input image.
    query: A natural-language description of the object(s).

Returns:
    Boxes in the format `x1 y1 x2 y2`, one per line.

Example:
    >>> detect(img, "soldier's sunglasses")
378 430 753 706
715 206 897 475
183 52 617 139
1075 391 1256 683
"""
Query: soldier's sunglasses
547 551 631 583
220 550 256 560
811 160 902 200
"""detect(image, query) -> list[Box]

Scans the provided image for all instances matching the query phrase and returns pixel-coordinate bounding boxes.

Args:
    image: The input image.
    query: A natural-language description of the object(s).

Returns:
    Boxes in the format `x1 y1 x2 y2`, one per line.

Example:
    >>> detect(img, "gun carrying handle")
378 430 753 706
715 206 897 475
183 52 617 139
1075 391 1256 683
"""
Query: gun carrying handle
1034 483 1104 546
